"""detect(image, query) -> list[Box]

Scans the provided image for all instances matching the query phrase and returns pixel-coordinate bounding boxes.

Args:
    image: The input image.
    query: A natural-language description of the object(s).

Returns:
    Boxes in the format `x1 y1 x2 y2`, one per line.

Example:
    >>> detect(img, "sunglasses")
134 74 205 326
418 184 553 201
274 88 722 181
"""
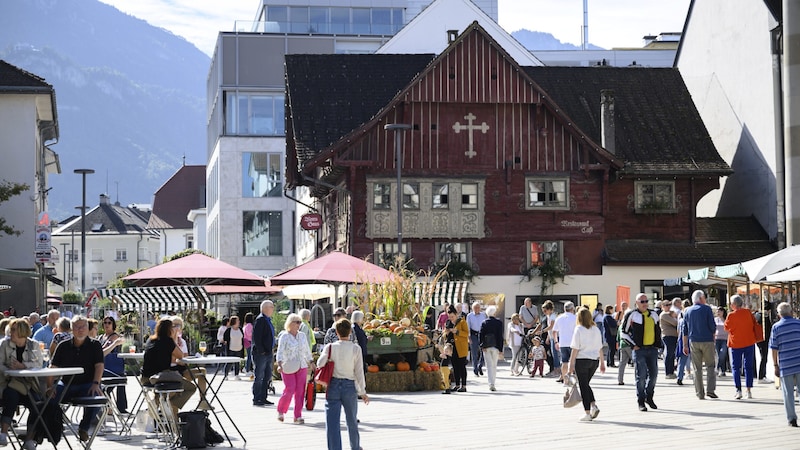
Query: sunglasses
103 321 113 325
638 300 649 304
292 320 302 324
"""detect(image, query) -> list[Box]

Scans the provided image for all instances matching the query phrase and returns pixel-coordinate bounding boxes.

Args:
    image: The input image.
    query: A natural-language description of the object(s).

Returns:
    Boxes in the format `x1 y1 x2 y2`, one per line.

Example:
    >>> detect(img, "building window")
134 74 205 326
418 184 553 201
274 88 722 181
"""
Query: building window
243 211 283 256
266 6 403 35
432 183 449 209
435 242 471 263
374 242 409 268
91 249 103 262
528 241 562 267
186 235 194 249
138 247 149 262
635 181 676 213
402 183 420 209
225 92 285 136
526 178 568 209
461 183 478 209
115 249 127 261
373 183 391 209
243 152 282 197
67 250 79 262
91 273 103 285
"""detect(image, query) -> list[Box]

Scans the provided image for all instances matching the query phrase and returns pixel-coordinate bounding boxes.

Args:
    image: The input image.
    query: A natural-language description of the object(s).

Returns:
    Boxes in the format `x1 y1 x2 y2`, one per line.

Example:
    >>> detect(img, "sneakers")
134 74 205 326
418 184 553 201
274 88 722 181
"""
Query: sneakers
234 375 241 381
0 432 8 446
278 413 284 422
294 418 304 425
442 389 451 394
707 392 718 399
638 403 647 412
734 390 742 400
758 378 772 384
580 413 593 422
489 385 496 392
590 404 600 419
457 386 467 392
22 440 36 450
746 390 753 399
665 374 677 379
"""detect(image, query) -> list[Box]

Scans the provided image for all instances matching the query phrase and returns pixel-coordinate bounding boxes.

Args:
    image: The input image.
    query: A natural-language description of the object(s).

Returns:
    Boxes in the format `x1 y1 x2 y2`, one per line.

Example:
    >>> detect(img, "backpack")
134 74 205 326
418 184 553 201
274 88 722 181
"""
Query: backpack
179 411 207 448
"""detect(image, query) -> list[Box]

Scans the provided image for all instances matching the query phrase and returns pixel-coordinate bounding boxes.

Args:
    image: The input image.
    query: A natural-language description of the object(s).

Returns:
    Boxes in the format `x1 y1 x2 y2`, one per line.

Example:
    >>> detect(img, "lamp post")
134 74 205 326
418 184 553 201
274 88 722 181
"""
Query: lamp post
384 124 412 260
74 169 94 295
60 242 68 292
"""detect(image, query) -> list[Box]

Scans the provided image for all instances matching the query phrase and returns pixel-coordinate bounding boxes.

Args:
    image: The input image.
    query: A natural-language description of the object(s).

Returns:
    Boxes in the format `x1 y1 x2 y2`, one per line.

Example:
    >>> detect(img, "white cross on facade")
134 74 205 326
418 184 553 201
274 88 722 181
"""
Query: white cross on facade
452 113 489 158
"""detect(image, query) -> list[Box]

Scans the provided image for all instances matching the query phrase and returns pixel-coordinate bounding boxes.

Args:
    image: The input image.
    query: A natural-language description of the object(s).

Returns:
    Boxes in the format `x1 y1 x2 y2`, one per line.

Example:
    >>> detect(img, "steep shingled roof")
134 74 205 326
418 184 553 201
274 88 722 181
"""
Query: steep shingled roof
0 60 52 90
55 201 154 236
285 53 435 170
147 165 206 230
523 66 731 176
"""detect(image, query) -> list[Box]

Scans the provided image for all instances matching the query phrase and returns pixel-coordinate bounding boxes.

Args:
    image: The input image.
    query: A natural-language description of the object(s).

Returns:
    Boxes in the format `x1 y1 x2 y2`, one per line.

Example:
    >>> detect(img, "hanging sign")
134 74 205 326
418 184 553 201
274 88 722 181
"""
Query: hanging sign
300 213 323 230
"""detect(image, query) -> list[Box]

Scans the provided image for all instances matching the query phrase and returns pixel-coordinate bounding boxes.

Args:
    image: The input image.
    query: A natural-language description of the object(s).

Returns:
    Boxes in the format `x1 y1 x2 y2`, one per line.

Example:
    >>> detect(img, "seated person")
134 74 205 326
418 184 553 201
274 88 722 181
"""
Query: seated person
0 319 45 448
141 318 196 418
49 315 104 442
48 317 71 357
169 316 209 410
99 316 127 413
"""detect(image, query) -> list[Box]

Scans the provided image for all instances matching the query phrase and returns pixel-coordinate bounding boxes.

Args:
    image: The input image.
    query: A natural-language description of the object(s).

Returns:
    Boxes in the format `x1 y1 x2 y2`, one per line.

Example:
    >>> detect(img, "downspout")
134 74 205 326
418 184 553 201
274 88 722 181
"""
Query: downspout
137 231 144 269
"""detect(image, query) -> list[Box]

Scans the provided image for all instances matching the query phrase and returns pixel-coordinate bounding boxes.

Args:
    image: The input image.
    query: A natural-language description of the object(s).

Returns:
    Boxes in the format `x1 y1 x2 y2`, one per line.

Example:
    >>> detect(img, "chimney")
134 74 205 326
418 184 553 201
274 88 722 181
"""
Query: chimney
99 193 110 205
447 30 458 44
601 89 615 155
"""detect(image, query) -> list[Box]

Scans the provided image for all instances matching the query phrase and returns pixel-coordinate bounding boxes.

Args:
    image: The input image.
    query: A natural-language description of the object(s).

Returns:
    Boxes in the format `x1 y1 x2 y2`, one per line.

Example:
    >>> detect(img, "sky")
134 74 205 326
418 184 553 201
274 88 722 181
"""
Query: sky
98 0 691 57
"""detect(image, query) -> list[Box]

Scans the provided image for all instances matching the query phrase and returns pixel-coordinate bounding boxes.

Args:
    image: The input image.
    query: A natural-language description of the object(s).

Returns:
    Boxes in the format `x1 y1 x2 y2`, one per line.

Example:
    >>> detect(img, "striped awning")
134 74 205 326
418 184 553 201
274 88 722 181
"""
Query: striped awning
414 281 469 307
100 286 209 312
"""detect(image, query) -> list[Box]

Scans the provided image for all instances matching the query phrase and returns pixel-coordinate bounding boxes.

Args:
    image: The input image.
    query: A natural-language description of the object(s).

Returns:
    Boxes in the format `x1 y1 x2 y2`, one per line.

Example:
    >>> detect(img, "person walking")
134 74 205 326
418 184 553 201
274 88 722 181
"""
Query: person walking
507 313 524 374
252 300 276 406
447 305 469 392
318 319 369 450
769 302 800 427
676 299 693 385
602 305 618 367
243 312 254 376
222 316 244 380
479 306 503 391
715 307 730 377
542 300 560 378
660 300 679 379
757 302 774 383
682 290 718 400
466 302 487 377
621 293 662 411
724 295 758 400
616 320 632 385
568 307 605 422
276 313 314 424
553 302 577 382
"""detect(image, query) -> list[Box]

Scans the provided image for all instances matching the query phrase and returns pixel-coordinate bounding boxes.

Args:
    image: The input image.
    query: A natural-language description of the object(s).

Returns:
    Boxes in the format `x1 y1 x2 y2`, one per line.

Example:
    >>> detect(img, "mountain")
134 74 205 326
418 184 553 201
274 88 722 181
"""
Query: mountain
511 29 604 51
0 0 210 220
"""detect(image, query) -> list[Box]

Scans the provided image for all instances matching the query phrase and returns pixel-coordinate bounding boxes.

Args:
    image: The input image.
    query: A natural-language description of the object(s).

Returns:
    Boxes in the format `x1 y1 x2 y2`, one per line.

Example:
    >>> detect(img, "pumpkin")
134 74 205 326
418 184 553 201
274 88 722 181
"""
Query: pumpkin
396 361 411 372
418 361 430 370
367 365 380 373
415 333 428 347
370 319 382 328
382 362 396 372
399 318 412 327
430 363 439 371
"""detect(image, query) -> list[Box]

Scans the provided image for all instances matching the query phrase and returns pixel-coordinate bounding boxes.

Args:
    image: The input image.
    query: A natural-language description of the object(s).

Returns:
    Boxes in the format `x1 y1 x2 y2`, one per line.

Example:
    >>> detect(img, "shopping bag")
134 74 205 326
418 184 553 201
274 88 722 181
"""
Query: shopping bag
563 375 582 408
314 345 334 387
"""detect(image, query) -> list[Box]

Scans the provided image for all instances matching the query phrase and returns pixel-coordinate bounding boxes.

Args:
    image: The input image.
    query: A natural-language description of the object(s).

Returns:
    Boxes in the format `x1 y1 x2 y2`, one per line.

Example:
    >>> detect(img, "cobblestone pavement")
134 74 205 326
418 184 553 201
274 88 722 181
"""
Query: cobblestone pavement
83 358 797 450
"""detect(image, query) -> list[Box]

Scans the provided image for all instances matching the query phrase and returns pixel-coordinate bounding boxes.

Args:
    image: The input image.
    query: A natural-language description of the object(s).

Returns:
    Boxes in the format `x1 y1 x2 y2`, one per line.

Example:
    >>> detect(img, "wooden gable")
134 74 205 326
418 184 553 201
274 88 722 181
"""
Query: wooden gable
334 22 619 178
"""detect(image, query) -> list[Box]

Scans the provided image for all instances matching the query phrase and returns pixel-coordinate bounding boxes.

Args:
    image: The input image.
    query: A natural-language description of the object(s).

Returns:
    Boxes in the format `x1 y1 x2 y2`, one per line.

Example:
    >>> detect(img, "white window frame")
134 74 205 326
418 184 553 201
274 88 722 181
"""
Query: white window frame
461 183 478 209
90 248 103 262
115 249 127 261
525 177 569 210
634 181 676 213
91 272 103 285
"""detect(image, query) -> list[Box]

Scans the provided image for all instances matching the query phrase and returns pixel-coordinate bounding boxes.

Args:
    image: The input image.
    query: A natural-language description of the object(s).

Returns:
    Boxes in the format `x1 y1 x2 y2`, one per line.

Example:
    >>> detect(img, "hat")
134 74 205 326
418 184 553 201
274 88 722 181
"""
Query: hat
333 308 347 317
533 336 541 342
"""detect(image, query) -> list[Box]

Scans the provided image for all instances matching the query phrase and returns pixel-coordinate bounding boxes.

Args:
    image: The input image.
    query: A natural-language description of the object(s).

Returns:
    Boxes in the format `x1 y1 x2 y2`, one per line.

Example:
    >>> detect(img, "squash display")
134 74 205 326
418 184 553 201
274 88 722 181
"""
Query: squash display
367 365 380 373
396 361 411 372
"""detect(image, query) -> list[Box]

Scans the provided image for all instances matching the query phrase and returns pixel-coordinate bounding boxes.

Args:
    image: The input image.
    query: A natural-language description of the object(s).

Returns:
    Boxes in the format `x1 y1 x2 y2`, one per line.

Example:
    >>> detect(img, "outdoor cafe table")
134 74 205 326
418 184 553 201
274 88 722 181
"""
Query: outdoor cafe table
6 367 84 448
116 352 145 436
179 356 245 446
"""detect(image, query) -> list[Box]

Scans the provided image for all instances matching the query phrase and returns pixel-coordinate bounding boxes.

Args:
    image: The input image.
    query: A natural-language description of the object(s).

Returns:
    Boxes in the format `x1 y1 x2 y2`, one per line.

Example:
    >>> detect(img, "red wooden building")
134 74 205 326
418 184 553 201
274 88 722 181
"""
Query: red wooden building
284 22 773 308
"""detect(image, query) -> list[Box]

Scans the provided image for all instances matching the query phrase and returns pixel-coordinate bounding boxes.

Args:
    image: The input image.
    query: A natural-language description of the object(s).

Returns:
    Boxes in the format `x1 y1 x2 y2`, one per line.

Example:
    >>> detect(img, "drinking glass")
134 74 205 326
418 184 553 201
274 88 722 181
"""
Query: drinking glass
199 341 207 356
129 345 136 354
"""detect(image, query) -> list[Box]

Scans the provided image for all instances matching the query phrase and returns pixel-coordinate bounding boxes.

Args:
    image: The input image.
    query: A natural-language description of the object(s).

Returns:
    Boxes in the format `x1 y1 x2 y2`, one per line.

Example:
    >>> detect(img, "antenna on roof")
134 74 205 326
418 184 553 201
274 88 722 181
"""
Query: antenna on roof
182 154 186 166
115 181 119 204
582 0 589 50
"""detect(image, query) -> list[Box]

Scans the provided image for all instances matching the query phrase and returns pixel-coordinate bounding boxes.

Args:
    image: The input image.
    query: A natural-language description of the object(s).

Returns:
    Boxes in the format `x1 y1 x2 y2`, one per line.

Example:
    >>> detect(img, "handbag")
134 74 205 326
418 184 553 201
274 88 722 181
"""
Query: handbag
314 345 334 387
305 378 316 410
563 375 582 408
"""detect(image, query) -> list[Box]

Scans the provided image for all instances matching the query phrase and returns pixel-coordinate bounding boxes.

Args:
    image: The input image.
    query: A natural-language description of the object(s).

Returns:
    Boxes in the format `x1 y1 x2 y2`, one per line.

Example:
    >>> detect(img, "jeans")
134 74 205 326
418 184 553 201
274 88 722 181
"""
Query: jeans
662 336 678 376
103 368 128 412
550 339 561 369
689 341 717 397
677 352 690 380
618 346 632 383
469 333 484 373
730 345 755 390
277 367 307 419
574 358 599 411
56 381 99 431
325 378 359 450
483 347 499 387
781 372 800 422
1 387 36 430
633 347 658 402
715 339 730 372
252 351 273 403
244 346 253 373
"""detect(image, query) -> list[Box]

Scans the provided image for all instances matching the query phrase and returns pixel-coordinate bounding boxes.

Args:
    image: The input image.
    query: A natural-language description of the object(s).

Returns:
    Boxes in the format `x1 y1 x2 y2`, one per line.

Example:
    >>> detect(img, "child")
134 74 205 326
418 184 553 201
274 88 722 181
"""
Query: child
530 336 546 377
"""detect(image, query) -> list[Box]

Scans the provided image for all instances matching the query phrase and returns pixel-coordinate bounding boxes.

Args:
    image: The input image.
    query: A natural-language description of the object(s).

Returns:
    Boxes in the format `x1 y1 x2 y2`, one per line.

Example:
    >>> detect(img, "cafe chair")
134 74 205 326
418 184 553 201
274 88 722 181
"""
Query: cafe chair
101 376 131 439
141 383 184 448
64 396 108 449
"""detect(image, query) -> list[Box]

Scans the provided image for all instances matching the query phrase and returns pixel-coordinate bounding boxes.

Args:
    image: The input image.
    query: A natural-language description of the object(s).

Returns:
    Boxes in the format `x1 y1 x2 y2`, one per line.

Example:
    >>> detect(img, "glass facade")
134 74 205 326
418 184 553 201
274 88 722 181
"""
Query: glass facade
266 6 403 35
243 152 282 197
243 211 283 256
225 92 285 136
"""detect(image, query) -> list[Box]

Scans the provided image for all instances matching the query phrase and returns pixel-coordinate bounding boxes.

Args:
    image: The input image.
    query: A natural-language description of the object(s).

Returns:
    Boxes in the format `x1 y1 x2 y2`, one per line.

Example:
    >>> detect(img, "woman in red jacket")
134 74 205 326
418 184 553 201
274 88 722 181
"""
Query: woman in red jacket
724 295 758 400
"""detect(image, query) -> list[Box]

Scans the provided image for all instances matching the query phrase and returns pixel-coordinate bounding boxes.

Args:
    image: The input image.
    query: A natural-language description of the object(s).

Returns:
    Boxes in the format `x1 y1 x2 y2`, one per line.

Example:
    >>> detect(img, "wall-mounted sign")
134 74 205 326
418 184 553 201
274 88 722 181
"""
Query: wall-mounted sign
559 219 594 235
35 212 51 263
300 213 323 231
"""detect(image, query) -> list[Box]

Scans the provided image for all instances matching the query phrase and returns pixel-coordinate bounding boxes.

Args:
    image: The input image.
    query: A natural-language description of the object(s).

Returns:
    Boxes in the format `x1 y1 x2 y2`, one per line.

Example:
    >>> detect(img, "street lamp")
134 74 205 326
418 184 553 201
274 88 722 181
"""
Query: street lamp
74 169 94 295
384 124 412 260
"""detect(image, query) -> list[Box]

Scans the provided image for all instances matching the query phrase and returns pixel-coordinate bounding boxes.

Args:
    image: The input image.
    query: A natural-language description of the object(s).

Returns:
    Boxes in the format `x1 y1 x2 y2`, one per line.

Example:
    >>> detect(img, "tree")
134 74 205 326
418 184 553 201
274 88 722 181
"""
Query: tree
0 180 30 237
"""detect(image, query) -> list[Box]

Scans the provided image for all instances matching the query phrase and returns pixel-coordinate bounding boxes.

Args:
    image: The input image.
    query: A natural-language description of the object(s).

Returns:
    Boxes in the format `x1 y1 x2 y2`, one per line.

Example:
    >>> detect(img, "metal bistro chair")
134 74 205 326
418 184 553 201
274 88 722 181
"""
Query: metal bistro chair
100 376 131 439
64 396 108 449
141 382 184 449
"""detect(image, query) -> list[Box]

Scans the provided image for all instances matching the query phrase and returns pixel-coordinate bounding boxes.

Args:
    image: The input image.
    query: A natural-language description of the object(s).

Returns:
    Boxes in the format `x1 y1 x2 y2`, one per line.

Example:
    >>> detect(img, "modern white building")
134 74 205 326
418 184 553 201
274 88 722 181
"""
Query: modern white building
0 60 61 312
206 0 500 276
51 194 160 294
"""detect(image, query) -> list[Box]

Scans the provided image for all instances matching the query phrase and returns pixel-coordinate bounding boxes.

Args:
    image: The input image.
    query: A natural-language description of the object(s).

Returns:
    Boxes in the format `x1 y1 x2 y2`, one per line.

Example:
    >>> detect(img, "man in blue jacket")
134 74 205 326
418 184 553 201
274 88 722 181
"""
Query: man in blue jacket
681 290 717 399
252 300 275 406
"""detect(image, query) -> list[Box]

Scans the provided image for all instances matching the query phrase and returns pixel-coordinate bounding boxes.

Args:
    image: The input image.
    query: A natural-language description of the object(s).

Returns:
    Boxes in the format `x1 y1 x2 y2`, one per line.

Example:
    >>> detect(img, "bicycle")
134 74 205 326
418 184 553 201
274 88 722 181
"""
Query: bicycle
510 327 542 376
